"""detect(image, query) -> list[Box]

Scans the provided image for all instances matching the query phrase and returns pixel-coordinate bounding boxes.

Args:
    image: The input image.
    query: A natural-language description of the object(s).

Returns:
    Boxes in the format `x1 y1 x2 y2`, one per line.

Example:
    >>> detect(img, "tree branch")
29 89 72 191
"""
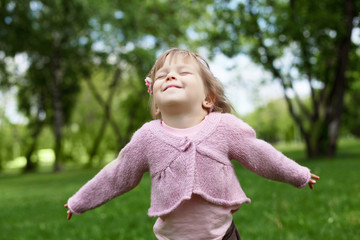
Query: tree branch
84 68 123 145
286 73 312 119
247 1 309 139
85 67 124 166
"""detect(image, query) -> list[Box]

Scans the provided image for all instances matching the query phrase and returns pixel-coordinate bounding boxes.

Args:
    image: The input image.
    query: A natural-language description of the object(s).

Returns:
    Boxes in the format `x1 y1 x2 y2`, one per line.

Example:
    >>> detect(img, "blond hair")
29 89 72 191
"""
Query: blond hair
148 48 232 118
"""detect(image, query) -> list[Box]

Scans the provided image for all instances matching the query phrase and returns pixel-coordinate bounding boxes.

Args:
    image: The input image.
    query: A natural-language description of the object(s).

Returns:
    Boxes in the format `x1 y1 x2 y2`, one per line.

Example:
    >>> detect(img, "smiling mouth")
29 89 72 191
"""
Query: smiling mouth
163 85 181 91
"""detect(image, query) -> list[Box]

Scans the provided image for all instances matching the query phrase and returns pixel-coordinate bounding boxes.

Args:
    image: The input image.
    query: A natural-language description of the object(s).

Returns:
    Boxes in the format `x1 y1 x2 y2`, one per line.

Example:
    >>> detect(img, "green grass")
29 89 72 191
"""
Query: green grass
1 138 359 239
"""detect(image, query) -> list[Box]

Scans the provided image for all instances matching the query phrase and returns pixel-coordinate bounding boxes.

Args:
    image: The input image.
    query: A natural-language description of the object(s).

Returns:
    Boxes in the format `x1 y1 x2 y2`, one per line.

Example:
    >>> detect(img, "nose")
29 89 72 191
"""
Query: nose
166 73 177 81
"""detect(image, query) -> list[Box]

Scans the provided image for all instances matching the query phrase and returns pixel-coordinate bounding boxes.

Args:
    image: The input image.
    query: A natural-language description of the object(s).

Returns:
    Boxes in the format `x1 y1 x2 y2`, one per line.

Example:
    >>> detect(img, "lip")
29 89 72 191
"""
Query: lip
163 85 182 92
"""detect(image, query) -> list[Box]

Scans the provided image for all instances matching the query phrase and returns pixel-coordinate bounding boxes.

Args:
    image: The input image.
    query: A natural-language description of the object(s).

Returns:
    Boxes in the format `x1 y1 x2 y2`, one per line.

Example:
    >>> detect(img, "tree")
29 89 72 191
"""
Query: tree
201 0 360 157
0 0 212 171
0 0 106 171
70 0 213 167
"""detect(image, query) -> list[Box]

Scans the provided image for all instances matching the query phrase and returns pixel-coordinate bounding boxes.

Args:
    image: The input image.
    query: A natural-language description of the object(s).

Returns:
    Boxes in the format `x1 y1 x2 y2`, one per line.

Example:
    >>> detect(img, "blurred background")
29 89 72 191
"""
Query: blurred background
0 0 360 172
1 1 360 239
1 0 359 173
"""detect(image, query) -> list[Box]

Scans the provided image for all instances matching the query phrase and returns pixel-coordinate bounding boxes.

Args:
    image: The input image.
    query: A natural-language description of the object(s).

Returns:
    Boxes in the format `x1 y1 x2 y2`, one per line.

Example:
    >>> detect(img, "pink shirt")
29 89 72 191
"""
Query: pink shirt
154 119 234 240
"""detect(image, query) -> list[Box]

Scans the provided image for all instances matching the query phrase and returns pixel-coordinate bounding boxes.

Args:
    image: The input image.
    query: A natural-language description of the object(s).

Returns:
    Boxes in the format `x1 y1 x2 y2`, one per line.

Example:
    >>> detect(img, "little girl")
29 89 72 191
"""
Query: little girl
65 48 319 240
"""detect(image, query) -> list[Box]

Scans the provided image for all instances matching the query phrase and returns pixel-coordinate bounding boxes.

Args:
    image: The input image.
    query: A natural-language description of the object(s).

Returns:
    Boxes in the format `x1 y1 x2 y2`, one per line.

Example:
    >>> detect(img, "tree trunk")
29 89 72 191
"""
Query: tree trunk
51 32 65 172
323 0 355 157
23 119 44 173
23 123 42 172
23 94 45 173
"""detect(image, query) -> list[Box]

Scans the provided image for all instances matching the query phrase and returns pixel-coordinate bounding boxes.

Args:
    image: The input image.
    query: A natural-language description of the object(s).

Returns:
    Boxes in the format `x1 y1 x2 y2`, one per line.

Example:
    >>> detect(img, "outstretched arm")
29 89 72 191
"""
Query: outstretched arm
64 128 149 219
227 114 315 188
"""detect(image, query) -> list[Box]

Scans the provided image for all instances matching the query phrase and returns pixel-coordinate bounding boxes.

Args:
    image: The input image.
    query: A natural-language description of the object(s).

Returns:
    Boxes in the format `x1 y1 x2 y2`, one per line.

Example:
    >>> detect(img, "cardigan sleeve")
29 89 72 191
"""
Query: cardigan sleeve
67 128 149 215
226 114 310 188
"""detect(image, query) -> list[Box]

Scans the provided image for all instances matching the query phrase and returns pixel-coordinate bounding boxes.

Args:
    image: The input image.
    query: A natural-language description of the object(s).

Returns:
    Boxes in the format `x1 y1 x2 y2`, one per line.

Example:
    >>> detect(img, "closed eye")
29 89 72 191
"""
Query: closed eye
180 71 191 75
156 75 166 79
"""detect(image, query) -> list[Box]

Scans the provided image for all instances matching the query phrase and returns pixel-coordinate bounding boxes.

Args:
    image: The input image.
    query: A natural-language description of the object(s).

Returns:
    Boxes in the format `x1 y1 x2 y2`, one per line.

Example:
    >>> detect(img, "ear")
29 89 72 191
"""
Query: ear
202 95 215 111
154 104 161 116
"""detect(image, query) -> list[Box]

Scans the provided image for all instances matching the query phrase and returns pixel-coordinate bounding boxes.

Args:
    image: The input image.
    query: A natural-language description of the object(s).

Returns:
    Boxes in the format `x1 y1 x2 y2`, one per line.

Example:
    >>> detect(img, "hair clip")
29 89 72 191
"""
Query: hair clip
145 77 153 95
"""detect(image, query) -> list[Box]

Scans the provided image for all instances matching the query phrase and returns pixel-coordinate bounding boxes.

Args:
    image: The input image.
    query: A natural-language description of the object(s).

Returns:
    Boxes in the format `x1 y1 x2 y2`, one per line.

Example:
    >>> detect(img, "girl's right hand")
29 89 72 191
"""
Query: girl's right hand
64 204 73 220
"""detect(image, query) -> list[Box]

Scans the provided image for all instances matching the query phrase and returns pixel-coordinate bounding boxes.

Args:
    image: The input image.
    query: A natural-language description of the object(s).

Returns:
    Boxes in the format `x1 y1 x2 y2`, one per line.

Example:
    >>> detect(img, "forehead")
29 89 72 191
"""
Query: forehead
156 53 199 72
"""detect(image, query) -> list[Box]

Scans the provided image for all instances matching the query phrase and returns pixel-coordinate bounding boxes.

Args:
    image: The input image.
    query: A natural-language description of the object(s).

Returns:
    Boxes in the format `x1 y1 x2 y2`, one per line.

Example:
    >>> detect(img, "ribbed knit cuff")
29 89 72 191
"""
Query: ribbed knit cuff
67 200 83 215
297 168 311 188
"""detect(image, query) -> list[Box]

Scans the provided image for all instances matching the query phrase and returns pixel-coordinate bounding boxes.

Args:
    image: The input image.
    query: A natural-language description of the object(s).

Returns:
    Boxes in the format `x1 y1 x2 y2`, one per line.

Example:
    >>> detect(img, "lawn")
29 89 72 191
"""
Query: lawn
0 138 359 240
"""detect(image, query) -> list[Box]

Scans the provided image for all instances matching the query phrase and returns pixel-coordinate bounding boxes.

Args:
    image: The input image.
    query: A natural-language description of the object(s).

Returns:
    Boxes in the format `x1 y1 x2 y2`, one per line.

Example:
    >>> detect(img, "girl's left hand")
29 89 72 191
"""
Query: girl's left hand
64 204 73 220
308 173 320 190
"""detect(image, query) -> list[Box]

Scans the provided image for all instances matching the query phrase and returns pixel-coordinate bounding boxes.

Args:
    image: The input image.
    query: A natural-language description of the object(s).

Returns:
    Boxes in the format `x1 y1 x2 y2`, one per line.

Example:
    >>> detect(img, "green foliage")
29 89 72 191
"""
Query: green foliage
0 119 25 170
0 0 106 169
62 66 153 168
243 98 300 143
342 66 360 137
0 139 359 239
200 0 360 157
1 0 359 171
1 0 95 113
62 73 112 167
0 0 211 171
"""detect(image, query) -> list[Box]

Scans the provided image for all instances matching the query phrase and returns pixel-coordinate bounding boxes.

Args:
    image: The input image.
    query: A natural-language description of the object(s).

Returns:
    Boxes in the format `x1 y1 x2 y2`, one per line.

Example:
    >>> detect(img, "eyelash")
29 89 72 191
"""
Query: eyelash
156 75 165 79
156 71 191 79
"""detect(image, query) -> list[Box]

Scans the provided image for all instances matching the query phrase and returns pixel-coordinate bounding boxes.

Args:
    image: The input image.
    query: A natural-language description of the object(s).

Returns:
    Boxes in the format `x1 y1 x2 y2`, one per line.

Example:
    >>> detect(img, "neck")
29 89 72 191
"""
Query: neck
161 109 208 129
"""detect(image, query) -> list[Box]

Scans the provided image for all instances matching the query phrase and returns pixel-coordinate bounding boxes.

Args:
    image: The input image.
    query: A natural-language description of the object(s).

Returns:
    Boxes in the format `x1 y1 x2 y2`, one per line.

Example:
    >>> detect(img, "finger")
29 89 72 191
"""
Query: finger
67 211 72 220
311 174 320 180
309 178 318 189
64 204 68 208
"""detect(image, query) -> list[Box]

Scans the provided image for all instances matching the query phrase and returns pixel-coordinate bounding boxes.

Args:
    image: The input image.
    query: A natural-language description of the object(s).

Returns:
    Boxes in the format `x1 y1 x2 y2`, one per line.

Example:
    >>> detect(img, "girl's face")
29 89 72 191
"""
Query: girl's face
152 55 208 116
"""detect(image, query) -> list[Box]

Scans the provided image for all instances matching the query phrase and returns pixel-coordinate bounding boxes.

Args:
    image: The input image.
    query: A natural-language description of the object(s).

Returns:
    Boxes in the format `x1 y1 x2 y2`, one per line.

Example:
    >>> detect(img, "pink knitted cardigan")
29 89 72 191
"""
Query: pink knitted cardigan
67 113 311 217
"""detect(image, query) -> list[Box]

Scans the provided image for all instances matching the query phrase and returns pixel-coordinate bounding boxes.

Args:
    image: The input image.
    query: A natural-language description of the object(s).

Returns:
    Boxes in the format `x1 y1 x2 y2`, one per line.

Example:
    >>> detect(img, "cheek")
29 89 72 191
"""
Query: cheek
152 81 162 102
191 80 207 97
152 80 161 91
